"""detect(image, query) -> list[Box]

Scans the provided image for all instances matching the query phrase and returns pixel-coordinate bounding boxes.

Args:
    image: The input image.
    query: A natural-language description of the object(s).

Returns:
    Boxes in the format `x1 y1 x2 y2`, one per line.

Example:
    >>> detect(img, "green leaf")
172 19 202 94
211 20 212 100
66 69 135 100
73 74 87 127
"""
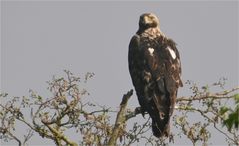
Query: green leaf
38 95 42 101
219 106 229 116
234 94 239 104
223 110 239 131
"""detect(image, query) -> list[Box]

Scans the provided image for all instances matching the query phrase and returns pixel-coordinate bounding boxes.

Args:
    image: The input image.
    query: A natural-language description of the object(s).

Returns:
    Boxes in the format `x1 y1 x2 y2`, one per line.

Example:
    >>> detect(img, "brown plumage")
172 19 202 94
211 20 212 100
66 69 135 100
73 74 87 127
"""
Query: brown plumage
128 13 183 137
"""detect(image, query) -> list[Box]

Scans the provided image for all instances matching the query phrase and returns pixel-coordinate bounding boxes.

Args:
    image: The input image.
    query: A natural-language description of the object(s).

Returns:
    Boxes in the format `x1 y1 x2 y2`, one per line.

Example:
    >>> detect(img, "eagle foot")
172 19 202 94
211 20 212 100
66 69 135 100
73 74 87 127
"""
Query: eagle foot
135 107 147 117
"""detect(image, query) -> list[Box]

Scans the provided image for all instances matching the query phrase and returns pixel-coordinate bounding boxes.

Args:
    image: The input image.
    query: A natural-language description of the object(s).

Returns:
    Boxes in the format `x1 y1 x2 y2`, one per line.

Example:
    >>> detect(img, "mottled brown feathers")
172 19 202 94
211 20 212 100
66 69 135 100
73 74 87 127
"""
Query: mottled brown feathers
128 13 182 138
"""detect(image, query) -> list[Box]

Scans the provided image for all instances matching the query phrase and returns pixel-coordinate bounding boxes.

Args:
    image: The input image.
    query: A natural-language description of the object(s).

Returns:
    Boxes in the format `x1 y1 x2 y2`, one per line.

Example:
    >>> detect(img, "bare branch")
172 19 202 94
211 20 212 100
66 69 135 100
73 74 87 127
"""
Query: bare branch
177 87 239 102
108 89 133 146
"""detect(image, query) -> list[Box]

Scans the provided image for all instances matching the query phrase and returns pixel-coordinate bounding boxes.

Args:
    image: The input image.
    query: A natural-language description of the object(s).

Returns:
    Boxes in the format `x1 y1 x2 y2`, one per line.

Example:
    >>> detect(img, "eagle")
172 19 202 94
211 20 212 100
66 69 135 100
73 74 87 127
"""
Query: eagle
128 13 183 138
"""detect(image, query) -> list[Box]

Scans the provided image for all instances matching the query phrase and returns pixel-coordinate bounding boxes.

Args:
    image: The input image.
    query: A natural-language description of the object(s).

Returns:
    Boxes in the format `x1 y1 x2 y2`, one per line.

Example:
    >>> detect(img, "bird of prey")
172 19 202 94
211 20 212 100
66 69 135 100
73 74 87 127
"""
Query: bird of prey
128 13 183 138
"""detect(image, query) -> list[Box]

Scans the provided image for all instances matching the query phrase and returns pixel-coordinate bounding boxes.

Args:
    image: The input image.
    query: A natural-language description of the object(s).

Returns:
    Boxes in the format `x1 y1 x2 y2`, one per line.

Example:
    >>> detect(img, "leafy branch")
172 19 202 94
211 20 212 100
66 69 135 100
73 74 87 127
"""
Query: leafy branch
0 71 238 146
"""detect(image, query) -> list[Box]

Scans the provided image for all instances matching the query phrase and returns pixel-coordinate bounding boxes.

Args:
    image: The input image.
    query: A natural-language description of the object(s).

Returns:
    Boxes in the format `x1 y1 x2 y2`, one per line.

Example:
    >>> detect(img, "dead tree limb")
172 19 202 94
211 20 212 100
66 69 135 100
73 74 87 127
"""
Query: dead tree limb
107 89 133 146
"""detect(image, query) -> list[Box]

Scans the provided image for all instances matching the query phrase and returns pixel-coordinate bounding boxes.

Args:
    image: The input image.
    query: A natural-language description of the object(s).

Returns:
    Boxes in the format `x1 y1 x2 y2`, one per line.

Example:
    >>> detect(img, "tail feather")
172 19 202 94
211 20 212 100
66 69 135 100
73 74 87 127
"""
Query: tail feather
151 114 170 138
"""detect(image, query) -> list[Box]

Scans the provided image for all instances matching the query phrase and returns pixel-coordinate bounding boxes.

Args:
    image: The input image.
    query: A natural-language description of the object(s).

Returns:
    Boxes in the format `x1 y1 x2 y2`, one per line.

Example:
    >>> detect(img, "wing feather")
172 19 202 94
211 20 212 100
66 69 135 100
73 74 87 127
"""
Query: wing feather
128 29 182 137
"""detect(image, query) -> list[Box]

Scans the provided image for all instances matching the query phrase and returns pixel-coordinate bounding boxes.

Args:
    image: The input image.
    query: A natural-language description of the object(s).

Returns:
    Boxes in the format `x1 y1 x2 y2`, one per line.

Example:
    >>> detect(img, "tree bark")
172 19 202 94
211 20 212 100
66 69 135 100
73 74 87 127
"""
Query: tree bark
107 90 133 146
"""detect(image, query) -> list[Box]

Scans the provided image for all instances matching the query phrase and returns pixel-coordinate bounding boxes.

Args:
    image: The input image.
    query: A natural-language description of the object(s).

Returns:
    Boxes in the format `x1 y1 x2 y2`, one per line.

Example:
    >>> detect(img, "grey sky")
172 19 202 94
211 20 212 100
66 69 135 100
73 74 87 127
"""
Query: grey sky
1 1 238 145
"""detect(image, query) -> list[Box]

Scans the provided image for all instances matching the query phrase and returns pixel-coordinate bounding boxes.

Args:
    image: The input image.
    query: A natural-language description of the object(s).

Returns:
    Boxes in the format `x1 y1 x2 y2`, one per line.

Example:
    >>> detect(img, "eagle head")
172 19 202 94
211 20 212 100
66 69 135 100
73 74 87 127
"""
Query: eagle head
139 13 160 29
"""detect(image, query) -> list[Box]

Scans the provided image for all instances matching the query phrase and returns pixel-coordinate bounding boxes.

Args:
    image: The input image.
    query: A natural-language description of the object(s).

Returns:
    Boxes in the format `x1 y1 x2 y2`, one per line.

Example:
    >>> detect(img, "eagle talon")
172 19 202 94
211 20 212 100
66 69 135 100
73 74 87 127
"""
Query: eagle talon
135 106 146 117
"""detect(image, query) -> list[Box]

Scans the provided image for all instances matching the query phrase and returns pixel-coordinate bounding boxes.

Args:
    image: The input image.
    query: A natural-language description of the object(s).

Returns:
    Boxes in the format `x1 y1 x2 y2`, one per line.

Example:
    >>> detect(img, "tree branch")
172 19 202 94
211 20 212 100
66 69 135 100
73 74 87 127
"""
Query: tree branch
177 87 239 102
42 121 78 146
107 89 133 146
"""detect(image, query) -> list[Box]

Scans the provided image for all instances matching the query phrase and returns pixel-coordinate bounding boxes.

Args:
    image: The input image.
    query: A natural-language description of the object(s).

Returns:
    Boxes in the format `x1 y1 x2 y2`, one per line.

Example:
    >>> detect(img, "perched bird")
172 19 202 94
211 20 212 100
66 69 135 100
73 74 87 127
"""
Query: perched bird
128 13 183 138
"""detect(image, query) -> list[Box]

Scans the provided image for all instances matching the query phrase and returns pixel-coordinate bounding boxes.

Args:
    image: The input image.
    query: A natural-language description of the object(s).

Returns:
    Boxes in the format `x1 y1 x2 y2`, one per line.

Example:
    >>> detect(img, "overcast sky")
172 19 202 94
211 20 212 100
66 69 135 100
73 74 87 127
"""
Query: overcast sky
1 1 238 145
